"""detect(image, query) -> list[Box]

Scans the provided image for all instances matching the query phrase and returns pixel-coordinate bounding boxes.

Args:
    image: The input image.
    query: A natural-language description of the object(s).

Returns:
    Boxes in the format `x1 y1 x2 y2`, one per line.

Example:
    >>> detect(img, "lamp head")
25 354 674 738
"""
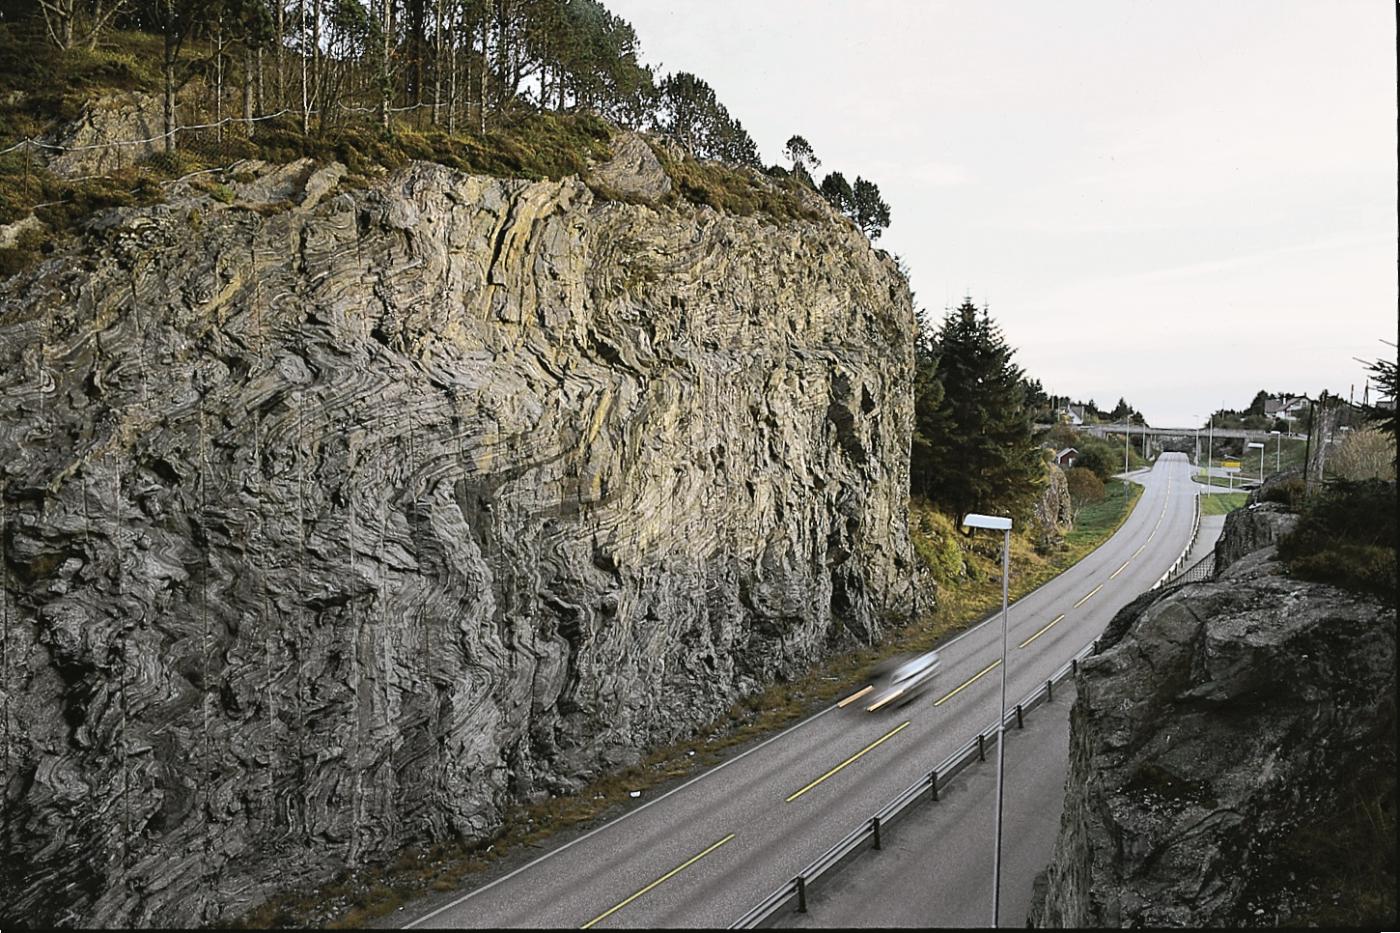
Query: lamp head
962 513 1013 532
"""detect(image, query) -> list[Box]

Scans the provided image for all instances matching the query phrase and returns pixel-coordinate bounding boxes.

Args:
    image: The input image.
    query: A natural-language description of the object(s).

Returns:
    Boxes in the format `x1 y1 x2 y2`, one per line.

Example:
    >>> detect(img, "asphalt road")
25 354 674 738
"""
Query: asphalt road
777 682 1078 928
402 453 1198 929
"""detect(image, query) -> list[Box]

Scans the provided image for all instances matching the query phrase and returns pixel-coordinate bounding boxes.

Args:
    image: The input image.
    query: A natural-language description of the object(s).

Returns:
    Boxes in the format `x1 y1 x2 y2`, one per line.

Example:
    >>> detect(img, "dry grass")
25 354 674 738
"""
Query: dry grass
229 482 1146 929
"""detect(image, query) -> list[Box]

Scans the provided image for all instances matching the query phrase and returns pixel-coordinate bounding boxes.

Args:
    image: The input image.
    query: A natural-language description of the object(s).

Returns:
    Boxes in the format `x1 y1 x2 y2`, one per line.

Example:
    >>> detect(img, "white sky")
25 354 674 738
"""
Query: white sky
606 0 1396 426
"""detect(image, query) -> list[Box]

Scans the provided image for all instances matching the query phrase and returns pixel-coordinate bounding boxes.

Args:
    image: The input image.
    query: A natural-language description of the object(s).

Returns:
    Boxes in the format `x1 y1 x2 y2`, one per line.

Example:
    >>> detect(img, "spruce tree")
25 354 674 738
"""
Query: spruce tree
910 299 1043 521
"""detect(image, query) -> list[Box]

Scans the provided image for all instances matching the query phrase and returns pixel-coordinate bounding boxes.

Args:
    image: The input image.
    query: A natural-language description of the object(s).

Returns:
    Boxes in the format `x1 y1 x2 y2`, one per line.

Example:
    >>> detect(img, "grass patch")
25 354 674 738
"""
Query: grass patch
231 479 1148 929
1200 492 1247 515
646 139 825 223
1065 478 1143 550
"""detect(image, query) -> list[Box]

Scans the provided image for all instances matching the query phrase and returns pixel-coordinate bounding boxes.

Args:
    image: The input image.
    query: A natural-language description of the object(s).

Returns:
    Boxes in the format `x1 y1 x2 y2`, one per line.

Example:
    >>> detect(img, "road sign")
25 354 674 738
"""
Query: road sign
1222 460 1241 470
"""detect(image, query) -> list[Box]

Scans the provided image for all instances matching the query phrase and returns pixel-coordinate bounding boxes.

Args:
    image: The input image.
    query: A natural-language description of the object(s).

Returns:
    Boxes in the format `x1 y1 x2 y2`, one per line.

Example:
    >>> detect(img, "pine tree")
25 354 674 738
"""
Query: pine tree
819 171 855 216
851 176 890 239
910 299 1043 521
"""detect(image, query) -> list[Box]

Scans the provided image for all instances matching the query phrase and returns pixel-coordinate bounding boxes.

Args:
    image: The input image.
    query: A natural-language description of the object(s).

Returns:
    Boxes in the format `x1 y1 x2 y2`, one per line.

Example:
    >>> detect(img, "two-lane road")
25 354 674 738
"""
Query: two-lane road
403 454 1198 929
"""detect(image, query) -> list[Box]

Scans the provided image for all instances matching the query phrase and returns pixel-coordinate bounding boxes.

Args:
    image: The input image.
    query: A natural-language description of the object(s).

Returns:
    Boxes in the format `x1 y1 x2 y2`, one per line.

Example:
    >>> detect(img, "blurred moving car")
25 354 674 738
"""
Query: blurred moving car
852 650 941 712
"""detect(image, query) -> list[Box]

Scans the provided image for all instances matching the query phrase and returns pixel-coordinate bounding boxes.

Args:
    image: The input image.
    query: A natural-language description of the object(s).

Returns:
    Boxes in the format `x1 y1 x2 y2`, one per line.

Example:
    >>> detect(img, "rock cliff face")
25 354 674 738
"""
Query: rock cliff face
1031 508 1396 926
0 147 915 926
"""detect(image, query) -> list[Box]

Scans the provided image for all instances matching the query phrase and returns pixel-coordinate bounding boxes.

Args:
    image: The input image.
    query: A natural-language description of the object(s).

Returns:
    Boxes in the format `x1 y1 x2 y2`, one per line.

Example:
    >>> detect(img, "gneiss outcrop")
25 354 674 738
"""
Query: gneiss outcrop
1030 503 1396 926
0 136 915 926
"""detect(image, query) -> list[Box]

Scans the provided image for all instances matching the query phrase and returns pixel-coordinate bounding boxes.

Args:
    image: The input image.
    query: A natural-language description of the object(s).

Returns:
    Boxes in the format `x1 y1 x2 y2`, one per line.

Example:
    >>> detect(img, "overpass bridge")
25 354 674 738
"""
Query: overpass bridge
1064 422 1304 443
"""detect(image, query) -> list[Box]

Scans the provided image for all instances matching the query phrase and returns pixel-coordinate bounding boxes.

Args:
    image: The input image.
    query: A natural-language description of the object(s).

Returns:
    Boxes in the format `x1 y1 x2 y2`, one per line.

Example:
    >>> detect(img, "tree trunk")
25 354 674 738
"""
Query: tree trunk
214 17 225 142
431 0 444 126
243 47 254 130
299 0 309 134
312 0 323 133
163 47 177 153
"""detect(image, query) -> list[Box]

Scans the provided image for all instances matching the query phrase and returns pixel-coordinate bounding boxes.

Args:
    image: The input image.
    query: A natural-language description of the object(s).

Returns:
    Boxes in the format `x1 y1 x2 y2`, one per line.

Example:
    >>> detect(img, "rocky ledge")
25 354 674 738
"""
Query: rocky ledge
1031 504 1397 926
0 139 914 926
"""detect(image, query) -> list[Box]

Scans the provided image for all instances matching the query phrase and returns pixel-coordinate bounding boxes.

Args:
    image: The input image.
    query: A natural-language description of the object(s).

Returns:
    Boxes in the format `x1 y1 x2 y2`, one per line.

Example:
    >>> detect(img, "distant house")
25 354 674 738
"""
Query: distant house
1059 404 1086 426
1264 396 1308 422
1055 447 1078 468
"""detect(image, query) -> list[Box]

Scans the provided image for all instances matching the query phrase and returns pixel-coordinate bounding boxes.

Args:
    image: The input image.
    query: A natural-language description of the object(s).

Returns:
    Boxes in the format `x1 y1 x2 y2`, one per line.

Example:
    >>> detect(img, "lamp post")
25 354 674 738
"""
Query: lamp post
1248 441 1265 484
1270 429 1282 473
1193 416 1200 471
962 512 1013 929
1123 421 1130 474
1206 415 1215 489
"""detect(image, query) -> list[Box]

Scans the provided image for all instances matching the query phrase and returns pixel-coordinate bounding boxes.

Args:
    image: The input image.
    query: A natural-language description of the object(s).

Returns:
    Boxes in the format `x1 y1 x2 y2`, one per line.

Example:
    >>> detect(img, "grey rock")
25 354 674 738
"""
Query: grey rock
1030 552 1395 927
0 160 915 927
42 91 166 178
1030 462 1074 549
1215 501 1299 572
583 132 671 202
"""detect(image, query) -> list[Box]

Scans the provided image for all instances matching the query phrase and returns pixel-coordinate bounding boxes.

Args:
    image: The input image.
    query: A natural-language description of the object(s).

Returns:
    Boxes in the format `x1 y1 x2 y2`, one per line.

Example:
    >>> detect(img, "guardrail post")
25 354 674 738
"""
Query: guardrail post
796 876 807 913
1015 704 1023 729
1047 678 1053 701
977 732 985 761
929 769 939 801
872 816 882 850
1071 657 1078 674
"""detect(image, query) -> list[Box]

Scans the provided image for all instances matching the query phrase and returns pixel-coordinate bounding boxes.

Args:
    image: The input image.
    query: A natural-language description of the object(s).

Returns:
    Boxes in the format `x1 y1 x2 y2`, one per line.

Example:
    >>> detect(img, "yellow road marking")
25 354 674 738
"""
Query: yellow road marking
785 721 910 802
1018 614 1066 649
580 833 736 929
837 685 874 708
1109 559 1132 580
933 660 1001 706
1072 583 1104 608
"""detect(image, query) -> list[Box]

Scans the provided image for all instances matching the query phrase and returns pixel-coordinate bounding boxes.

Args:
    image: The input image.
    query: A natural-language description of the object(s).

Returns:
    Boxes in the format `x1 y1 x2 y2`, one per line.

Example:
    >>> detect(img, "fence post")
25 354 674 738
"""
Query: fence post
930 769 939 801
872 816 882 850
1047 678 1054 702
796 876 807 913
1015 704 1023 729
977 733 985 761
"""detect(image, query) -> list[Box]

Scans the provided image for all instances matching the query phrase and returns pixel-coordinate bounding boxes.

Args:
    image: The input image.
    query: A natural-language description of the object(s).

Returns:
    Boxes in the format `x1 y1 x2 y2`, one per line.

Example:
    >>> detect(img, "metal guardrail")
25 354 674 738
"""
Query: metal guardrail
1151 491 1201 590
728 638 1100 929
1165 549 1216 585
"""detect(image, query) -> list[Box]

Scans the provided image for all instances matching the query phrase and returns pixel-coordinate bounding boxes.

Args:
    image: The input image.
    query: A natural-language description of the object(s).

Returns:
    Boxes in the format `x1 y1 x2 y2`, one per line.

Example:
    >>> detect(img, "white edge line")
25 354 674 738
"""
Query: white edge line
401 702 836 928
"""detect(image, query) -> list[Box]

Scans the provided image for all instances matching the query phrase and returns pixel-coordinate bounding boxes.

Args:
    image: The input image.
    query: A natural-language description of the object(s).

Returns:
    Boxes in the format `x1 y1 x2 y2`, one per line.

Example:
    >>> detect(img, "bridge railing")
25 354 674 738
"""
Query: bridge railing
728 638 1100 929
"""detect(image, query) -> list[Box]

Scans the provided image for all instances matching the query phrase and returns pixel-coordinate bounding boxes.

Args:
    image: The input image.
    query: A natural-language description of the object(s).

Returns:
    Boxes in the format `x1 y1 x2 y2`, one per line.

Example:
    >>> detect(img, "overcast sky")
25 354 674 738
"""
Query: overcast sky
606 0 1396 426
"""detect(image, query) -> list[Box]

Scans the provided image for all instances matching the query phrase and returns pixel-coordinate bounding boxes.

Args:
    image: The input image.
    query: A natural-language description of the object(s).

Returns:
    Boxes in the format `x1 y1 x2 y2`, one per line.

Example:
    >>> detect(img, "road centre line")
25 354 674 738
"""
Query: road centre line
785 721 911 803
1072 583 1104 608
579 833 736 929
933 660 1001 707
1017 614 1066 650
1108 559 1132 579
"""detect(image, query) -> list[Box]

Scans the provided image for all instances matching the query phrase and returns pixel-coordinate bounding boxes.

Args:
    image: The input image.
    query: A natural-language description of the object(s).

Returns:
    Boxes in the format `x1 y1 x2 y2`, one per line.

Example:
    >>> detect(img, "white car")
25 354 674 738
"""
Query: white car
855 650 942 712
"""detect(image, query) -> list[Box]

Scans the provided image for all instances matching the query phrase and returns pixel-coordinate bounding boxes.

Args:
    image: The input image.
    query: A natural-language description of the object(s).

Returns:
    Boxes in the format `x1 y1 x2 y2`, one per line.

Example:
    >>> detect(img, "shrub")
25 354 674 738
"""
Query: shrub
1066 466 1105 510
1278 479 1397 598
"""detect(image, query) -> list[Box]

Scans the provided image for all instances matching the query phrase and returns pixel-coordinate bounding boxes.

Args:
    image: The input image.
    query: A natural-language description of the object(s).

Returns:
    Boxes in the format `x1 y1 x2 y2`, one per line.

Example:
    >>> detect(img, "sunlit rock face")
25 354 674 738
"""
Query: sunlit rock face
0 154 914 926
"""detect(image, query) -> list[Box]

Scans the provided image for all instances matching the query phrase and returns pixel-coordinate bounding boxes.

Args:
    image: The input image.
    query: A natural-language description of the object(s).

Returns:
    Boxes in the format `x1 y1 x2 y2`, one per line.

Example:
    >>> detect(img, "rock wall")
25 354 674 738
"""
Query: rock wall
1030 509 1396 926
0 150 915 926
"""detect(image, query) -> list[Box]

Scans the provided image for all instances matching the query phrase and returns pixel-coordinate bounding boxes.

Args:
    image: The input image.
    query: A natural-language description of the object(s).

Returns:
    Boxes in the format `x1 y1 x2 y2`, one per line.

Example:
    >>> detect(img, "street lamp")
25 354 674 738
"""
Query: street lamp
1247 441 1265 483
1270 429 1282 473
1193 416 1200 470
962 512 1013 929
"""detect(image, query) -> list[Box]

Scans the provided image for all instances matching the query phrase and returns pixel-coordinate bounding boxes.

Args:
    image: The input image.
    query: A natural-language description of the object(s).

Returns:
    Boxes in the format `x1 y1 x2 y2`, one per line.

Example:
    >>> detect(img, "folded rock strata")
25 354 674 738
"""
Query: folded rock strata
0 154 915 926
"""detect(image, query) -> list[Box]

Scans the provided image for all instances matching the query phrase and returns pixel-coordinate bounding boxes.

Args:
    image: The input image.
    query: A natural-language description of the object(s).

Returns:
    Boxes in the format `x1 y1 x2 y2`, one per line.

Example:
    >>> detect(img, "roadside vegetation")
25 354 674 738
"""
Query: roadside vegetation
1199 492 1247 515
